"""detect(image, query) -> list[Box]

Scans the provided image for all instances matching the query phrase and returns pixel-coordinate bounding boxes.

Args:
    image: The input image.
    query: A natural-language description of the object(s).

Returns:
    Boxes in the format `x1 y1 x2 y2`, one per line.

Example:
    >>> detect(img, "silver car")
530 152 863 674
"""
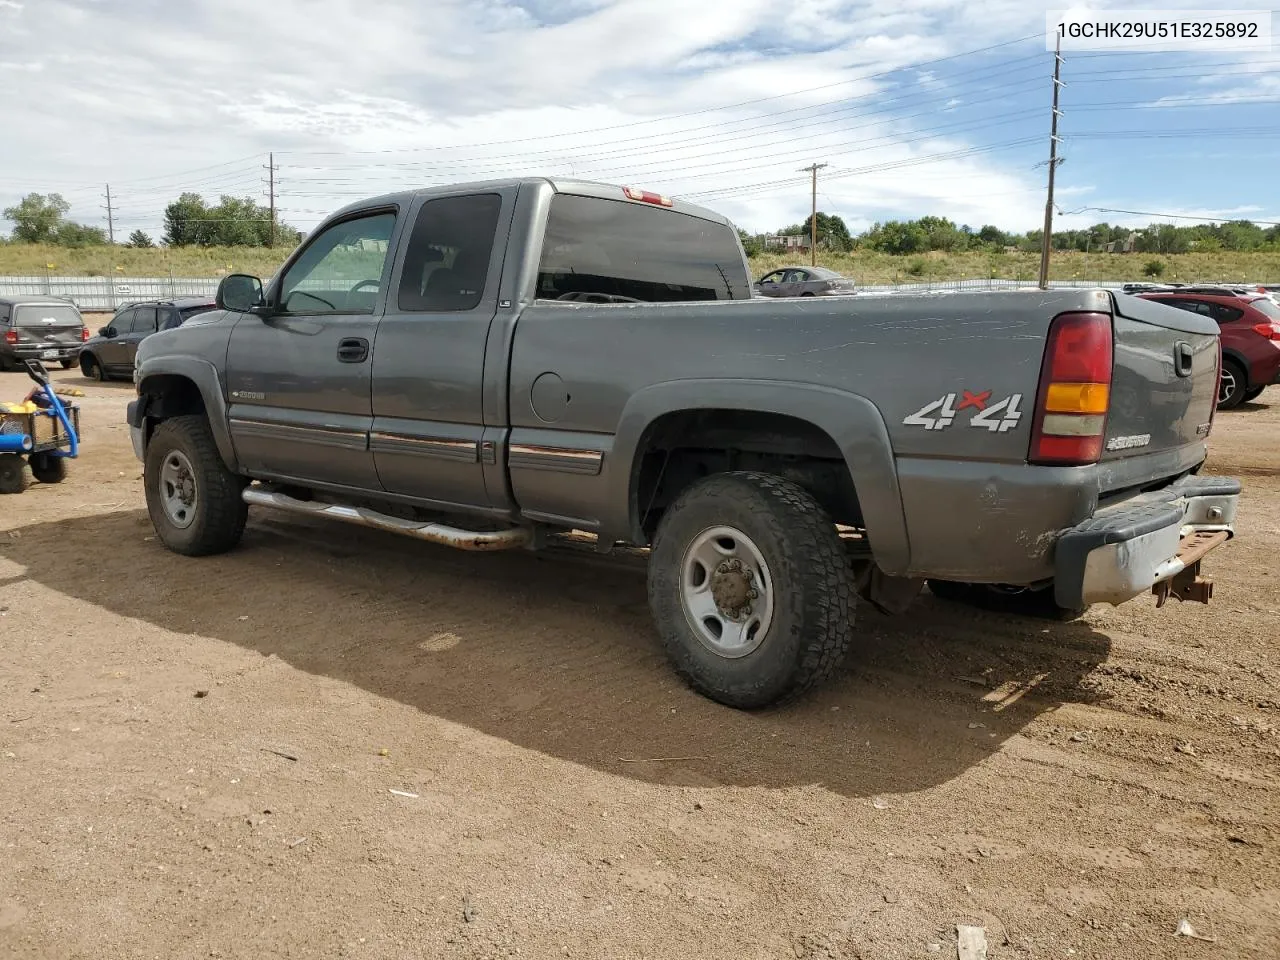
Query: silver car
753 266 856 298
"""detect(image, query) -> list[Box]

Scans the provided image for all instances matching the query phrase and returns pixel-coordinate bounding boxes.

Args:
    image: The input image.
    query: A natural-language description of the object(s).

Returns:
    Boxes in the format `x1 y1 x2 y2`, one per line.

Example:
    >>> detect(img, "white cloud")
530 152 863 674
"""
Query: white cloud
0 0 1272 240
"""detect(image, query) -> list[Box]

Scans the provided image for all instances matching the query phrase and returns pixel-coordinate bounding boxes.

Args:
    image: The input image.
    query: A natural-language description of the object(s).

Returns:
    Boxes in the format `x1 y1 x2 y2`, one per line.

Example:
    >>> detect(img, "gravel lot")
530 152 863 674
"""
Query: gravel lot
1 371 1277 960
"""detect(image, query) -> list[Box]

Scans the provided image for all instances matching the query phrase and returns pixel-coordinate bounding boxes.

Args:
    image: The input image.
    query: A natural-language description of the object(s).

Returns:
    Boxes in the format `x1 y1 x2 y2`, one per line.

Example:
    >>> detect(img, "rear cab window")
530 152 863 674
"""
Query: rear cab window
13 303 81 327
536 193 750 303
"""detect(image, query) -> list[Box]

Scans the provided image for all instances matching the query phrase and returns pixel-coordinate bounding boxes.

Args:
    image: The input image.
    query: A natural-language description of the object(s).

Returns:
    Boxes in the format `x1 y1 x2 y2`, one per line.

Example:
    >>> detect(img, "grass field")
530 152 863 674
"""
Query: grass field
2 242 1278 285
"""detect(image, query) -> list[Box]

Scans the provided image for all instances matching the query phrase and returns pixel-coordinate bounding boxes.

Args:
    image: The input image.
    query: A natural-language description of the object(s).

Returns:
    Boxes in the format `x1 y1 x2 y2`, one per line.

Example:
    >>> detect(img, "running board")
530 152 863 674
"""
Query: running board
241 486 532 552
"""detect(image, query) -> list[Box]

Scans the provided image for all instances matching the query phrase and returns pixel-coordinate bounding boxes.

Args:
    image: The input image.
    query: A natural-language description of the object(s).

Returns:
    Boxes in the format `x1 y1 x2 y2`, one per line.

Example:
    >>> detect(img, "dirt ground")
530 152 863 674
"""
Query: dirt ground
1 371 1277 960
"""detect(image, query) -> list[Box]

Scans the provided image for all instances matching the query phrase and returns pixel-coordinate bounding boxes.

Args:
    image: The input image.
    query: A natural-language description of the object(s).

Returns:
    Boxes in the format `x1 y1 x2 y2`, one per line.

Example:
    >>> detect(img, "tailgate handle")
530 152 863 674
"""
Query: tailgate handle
1174 341 1193 378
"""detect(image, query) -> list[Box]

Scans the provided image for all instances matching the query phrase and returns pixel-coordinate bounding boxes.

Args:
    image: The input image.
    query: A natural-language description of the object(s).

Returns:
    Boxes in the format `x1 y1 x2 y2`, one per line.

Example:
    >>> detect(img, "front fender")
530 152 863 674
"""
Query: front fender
134 355 237 472
602 379 910 575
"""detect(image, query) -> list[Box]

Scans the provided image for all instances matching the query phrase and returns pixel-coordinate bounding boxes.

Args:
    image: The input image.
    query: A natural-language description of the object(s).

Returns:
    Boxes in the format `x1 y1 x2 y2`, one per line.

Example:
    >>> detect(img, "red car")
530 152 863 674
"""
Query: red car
1137 286 1280 409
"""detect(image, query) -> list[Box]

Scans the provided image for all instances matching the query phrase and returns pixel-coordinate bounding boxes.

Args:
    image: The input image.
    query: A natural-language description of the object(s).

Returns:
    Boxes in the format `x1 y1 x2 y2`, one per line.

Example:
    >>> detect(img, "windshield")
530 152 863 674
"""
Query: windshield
1252 297 1280 321
13 303 81 327
811 267 844 280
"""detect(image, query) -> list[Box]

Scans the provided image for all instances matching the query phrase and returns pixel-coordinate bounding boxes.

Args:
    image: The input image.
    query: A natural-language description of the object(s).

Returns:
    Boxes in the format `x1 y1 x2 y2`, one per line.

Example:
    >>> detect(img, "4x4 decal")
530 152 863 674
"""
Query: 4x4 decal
903 391 1024 432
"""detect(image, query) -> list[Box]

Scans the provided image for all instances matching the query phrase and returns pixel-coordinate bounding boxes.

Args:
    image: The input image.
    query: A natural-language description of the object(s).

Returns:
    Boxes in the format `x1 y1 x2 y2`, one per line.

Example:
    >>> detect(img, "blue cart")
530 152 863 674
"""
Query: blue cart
0 360 81 494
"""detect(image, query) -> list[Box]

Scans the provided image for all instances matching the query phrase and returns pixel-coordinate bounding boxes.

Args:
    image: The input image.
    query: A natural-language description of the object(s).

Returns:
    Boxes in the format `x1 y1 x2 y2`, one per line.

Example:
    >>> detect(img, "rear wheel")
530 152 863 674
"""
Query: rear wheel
80 353 105 382
0 454 25 494
144 415 248 556
647 471 854 709
29 453 66 484
1217 358 1247 409
60 359 75 370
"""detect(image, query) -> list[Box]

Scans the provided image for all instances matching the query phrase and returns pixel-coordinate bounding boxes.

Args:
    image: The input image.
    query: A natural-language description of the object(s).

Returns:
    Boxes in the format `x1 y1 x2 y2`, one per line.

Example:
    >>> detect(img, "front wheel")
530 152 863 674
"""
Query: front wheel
1243 386 1266 404
80 354 105 382
60 359 75 370
647 471 854 709
144 415 248 556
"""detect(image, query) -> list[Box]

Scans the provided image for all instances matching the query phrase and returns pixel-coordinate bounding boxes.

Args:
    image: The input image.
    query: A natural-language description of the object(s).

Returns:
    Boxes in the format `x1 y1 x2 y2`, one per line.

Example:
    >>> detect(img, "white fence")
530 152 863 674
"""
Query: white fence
0 276 221 312
0 274 1183 312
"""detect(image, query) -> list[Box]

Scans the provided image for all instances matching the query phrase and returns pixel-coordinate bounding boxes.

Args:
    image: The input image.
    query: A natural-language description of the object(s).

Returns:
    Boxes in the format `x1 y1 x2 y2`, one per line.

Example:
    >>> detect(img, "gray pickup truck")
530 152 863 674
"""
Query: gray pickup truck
127 178 1240 708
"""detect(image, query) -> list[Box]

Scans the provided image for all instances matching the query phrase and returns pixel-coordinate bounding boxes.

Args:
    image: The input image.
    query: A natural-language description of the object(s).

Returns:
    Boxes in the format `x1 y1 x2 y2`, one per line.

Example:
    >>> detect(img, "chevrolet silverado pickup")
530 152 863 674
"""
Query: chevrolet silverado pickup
127 178 1241 708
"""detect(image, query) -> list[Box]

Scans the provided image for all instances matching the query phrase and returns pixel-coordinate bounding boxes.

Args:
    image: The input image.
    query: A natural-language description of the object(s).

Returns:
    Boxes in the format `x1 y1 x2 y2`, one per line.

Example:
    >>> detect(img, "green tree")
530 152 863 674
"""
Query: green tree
164 192 298 247
128 229 155 248
802 212 853 251
864 220 928 255
54 222 108 247
3 192 71 243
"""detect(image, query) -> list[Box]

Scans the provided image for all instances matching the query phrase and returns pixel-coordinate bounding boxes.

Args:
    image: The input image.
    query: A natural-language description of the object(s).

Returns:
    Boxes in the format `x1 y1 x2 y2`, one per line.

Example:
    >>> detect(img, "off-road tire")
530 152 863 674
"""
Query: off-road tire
29 452 66 484
0 454 24 494
648 471 854 709
145 415 247 556
927 578 1087 622
1217 358 1247 410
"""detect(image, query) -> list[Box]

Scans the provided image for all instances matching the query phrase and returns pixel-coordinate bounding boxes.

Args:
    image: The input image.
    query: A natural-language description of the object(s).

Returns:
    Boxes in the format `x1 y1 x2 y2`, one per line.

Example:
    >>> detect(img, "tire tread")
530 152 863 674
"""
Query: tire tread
146 415 247 556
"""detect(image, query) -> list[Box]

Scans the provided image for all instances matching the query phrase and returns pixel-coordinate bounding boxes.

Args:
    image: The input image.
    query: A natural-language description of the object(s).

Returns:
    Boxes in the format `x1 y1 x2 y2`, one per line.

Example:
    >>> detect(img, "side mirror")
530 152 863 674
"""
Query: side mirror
216 273 265 313
101 326 115 338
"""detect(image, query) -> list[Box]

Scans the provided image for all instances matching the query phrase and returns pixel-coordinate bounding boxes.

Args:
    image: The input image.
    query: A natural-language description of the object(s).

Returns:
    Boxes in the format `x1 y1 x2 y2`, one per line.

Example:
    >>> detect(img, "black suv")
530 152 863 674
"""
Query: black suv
1 296 88 371
79 297 216 381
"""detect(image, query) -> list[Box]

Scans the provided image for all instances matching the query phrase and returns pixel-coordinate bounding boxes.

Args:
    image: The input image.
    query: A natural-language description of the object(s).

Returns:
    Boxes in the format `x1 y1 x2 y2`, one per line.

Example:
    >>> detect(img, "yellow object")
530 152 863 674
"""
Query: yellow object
1045 382 1109 414
0 401 38 415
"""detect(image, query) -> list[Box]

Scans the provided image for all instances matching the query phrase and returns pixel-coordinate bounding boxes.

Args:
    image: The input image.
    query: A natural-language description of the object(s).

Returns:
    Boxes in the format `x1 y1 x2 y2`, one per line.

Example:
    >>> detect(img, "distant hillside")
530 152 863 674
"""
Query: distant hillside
1 242 1277 286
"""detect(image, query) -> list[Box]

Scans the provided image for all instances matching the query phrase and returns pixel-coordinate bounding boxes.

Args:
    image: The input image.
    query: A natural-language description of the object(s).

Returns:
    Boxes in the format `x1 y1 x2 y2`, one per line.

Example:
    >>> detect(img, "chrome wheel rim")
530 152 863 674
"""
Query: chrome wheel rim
159 450 197 529
679 526 775 659
1219 368 1236 404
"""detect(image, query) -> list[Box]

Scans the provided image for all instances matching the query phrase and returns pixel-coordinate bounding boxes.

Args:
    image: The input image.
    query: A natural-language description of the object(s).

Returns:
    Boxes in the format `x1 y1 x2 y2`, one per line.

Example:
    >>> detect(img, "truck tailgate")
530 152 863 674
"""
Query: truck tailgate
1104 293 1218 463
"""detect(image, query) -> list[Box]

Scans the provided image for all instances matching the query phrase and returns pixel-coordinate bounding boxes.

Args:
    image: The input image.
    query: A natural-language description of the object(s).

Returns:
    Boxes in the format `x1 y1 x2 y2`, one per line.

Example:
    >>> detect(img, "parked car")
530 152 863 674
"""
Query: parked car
79 297 217 381
0 296 88 371
128 178 1237 709
754 266 856 297
1137 285 1280 408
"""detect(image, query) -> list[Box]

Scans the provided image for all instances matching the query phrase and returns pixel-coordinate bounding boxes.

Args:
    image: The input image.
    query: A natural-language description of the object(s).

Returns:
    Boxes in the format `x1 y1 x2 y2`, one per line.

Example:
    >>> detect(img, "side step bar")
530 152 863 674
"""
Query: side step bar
241 486 532 552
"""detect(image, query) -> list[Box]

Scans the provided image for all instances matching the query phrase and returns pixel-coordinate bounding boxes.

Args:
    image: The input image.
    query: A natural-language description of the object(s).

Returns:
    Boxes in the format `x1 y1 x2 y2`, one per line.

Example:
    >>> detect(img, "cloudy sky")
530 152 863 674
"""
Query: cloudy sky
1 0 1277 241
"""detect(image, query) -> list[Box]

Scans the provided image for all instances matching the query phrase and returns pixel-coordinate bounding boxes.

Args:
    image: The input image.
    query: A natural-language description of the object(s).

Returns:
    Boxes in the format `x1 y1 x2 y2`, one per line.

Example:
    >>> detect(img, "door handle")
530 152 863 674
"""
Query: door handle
1174 341 1193 378
337 337 369 363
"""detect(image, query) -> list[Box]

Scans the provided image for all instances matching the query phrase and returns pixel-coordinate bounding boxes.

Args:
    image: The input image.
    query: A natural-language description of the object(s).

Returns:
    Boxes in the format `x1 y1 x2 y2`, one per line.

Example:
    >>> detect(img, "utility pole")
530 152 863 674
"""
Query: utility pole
799 162 827 266
103 183 115 244
263 153 278 247
1038 34 1064 290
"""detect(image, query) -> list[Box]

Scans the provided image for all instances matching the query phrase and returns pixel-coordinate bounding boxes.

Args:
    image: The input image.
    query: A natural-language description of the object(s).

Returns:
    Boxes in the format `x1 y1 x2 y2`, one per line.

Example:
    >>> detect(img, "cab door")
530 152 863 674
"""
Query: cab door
370 189 515 512
226 208 402 491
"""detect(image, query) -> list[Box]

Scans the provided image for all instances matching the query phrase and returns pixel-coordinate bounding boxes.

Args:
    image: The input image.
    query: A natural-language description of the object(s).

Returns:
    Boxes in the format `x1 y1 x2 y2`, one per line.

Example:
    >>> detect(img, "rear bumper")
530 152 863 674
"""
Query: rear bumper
3 344 81 359
1054 474 1239 608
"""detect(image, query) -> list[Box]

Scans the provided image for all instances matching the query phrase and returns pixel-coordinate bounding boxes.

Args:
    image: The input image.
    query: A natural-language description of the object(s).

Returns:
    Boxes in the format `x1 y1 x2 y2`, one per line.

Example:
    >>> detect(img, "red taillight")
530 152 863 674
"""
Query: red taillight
81 326 90 342
1030 311 1114 466
622 186 674 207
1251 322 1280 341
3 330 16 345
